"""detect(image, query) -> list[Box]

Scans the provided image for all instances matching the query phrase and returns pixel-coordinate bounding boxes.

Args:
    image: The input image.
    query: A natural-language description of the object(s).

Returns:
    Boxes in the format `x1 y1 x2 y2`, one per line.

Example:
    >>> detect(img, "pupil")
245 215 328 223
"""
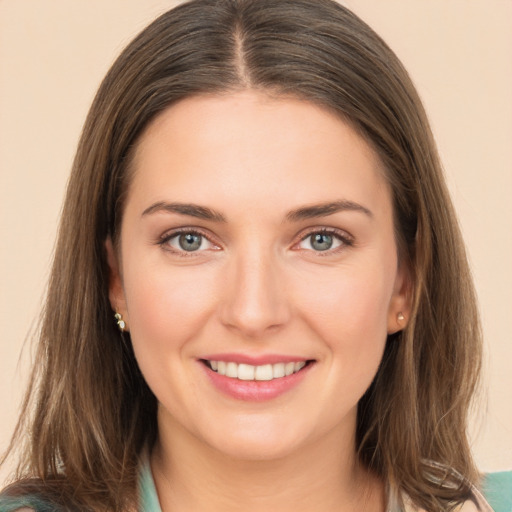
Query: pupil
312 233 332 251
179 233 202 251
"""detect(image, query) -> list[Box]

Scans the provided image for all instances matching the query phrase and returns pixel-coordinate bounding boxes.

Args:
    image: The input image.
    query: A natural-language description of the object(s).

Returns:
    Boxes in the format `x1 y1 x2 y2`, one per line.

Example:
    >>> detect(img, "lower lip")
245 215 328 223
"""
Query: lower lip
200 362 314 402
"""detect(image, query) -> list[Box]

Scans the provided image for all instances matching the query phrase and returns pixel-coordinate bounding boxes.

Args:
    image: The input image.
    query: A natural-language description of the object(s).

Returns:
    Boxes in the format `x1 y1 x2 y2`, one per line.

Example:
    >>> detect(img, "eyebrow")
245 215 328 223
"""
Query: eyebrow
141 199 372 223
285 200 373 221
141 201 227 222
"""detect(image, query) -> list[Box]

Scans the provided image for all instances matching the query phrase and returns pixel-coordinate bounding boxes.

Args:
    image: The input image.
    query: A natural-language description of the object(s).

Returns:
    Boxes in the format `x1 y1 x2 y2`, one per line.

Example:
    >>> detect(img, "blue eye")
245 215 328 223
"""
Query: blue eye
297 230 349 252
163 231 214 252
179 233 202 251
310 233 334 251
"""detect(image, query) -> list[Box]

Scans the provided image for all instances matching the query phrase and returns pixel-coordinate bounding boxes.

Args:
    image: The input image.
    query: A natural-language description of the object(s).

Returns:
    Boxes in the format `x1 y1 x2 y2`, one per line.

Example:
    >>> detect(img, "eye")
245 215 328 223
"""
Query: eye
161 230 217 253
296 229 352 252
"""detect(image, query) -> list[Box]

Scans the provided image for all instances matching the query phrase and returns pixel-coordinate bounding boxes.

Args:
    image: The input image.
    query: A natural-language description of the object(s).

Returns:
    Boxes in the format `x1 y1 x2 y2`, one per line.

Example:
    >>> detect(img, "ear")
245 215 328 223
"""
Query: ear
105 237 129 329
387 261 413 334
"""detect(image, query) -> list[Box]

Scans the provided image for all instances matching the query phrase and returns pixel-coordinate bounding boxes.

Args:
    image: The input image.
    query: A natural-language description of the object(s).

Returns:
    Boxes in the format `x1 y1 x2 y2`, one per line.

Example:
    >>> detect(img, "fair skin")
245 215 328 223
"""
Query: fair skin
107 90 411 512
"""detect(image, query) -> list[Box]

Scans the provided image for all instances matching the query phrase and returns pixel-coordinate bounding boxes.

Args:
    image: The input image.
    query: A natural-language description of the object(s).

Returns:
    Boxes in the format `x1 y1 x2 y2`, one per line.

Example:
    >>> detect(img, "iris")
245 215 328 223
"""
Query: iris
310 233 333 251
179 233 202 251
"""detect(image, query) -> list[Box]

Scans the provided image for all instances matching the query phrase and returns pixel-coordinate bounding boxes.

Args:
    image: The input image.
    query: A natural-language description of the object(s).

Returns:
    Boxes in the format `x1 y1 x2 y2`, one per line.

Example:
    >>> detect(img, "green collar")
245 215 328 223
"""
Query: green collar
138 454 162 512
137 454 509 512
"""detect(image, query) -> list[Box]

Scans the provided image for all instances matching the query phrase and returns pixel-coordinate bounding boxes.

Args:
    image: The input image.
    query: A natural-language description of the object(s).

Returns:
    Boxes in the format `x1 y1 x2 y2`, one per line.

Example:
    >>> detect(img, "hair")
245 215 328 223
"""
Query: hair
1 1 482 511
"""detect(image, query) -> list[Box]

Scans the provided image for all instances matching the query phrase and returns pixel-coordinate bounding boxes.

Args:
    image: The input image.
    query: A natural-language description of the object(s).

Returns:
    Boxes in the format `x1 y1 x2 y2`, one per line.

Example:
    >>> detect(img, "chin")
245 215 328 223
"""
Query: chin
208 432 304 462
197 413 320 462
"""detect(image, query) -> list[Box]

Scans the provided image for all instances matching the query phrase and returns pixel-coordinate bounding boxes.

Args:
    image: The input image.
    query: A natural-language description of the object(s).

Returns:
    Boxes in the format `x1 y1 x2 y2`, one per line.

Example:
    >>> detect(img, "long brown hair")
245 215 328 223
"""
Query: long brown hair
1 1 482 510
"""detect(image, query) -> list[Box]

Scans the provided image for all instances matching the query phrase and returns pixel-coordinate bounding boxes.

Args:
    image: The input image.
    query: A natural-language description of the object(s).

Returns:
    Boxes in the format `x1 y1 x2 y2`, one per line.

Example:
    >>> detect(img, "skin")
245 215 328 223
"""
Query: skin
107 90 411 512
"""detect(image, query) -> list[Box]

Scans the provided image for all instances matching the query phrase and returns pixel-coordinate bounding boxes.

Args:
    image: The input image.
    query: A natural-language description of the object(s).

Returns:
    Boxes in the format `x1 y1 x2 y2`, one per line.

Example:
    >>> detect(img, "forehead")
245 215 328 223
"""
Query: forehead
127 90 392 220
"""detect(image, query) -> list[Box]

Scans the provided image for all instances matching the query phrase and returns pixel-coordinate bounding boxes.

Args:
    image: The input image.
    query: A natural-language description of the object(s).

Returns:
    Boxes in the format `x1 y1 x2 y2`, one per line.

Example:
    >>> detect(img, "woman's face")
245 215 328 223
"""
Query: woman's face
108 91 410 461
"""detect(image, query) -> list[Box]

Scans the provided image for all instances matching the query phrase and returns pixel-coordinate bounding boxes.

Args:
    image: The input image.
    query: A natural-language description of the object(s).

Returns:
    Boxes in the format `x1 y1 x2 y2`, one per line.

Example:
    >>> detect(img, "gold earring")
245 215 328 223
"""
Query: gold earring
114 312 126 332
397 312 405 322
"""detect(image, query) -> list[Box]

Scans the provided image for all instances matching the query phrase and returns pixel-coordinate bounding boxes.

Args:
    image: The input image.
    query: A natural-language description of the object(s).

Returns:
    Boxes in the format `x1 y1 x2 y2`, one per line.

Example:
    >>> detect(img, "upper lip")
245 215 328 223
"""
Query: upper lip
199 353 311 365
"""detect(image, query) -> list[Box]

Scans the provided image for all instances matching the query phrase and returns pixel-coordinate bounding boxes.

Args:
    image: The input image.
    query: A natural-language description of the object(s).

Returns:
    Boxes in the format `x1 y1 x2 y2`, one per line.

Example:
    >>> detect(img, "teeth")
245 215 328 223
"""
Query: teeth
294 361 306 372
273 363 285 378
255 364 273 381
238 364 255 380
226 362 238 378
207 360 308 381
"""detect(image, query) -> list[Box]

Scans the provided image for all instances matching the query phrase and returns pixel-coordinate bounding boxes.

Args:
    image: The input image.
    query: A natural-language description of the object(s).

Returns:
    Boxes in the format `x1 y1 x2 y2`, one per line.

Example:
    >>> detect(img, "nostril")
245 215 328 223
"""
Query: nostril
218 263 291 337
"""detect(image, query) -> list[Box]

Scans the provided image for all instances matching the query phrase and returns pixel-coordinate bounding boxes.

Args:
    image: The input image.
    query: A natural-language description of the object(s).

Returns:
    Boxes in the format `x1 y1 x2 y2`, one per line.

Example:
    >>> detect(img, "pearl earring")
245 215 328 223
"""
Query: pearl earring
397 312 405 322
114 312 126 332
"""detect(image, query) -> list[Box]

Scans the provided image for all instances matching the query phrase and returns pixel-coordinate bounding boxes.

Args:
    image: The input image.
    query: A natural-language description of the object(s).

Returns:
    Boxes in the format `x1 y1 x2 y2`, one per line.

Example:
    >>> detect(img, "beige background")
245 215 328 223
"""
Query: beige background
1 0 511 484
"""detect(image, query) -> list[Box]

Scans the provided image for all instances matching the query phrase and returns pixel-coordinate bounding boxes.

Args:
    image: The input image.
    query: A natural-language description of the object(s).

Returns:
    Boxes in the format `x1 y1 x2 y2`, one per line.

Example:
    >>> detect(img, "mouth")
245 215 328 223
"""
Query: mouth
201 359 314 381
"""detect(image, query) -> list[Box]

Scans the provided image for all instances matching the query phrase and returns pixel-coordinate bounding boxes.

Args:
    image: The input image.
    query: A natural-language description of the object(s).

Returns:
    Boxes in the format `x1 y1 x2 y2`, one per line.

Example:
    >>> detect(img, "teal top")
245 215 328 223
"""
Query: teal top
0 463 510 511
137 461 512 512
481 472 512 512
138 456 162 512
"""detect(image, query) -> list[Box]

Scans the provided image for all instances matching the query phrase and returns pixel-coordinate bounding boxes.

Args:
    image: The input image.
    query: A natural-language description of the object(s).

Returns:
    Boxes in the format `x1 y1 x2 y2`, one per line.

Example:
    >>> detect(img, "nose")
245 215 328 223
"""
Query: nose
219 248 291 339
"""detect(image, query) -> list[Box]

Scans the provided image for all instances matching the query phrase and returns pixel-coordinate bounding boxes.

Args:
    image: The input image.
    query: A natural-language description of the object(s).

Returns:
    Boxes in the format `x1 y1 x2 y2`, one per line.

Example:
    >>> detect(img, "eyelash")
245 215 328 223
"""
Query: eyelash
157 227 354 257
295 228 354 255
158 228 217 258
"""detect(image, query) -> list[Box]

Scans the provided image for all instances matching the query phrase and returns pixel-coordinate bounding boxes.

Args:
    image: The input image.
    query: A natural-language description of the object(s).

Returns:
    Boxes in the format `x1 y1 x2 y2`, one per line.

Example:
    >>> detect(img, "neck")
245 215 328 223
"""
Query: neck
151 416 385 512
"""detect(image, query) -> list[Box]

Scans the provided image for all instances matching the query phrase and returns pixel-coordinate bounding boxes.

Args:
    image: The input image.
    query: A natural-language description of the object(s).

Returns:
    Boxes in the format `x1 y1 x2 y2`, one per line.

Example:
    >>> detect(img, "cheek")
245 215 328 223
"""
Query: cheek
122 261 219 359
291 258 394 392
121 263 222 416
295 262 393 341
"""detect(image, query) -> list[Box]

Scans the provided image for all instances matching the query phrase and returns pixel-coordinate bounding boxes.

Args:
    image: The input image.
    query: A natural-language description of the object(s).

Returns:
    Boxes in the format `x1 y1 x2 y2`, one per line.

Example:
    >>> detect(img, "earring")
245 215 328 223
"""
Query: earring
397 312 405 322
114 312 126 332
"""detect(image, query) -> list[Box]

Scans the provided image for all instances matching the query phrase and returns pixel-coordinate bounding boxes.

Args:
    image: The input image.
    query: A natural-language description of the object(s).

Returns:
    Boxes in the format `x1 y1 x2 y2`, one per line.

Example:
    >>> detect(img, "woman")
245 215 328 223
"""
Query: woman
0 0 509 511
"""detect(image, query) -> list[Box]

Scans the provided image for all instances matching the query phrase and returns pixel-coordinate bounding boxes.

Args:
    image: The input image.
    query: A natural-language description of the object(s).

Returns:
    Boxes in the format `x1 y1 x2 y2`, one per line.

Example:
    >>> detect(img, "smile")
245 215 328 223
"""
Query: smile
200 357 315 401
205 360 307 381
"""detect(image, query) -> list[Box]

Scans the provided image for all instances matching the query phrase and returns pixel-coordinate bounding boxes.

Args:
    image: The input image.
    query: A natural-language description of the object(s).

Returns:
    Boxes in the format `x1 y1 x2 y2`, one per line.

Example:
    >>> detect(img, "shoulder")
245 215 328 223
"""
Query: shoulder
453 471 512 512
0 486 61 512
451 472 512 512
0 494 44 511
400 471 512 512
481 471 512 512
0 495 53 511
